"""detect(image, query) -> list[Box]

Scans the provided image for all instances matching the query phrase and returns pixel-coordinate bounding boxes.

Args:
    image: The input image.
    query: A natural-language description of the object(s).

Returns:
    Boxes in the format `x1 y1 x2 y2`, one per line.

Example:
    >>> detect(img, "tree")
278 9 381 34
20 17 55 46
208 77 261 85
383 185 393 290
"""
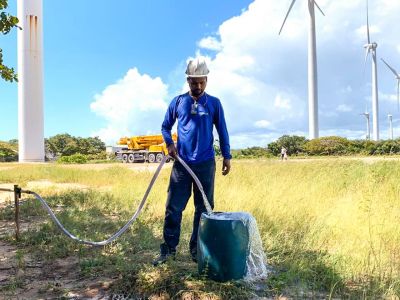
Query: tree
0 0 19 82
277 135 308 155
267 135 308 156
46 133 78 157
45 134 106 157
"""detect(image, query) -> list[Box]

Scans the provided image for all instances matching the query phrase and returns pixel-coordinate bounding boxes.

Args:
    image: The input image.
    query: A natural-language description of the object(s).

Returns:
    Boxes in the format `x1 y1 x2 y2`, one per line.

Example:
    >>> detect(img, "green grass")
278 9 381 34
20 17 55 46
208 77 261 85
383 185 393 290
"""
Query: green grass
1 158 400 298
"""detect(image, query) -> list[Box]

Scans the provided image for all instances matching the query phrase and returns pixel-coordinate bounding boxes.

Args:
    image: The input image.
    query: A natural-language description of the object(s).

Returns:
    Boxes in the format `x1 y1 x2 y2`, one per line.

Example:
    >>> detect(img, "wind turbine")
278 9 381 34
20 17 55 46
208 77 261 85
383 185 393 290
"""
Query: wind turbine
381 58 400 111
388 114 393 140
279 0 325 140
360 111 370 140
364 0 379 141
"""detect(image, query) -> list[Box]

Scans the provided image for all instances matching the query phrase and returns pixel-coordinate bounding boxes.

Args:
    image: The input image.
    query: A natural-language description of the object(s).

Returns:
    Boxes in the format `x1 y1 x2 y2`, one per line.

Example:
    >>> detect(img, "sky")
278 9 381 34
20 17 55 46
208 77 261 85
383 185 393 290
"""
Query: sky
1 0 400 148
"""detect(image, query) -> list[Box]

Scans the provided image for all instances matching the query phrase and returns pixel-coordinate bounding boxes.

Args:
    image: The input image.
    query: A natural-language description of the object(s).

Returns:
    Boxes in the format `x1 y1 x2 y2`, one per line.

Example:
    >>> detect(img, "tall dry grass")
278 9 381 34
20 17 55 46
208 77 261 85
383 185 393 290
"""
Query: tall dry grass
1 158 399 297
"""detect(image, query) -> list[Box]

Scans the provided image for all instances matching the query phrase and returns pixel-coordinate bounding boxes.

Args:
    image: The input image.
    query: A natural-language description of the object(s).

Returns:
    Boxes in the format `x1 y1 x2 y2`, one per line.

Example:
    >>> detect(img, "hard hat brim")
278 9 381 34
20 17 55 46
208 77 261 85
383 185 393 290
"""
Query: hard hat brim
186 74 208 78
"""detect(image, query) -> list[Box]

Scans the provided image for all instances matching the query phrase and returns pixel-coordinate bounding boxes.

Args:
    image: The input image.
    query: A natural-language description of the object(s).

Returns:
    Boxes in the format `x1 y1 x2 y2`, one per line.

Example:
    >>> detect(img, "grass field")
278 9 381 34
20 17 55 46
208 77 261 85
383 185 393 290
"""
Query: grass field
0 157 400 299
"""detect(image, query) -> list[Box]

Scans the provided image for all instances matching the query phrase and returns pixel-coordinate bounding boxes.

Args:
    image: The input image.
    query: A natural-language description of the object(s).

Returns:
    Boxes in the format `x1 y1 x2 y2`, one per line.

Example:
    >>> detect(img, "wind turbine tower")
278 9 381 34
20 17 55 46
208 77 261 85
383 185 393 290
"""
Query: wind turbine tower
17 0 44 162
364 0 379 141
388 114 393 140
360 111 370 140
279 0 325 140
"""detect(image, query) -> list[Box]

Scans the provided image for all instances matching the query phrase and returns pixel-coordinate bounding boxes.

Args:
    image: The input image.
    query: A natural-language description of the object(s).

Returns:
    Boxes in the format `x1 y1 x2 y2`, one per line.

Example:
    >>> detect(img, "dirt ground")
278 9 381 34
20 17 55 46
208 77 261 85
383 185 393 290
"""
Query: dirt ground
0 181 116 299
0 239 114 299
0 162 176 299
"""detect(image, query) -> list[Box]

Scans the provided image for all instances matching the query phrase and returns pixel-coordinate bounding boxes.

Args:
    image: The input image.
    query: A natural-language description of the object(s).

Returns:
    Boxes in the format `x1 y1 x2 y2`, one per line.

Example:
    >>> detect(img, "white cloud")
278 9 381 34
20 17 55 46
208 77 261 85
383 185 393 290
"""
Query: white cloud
355 25 380 41
336 104 352 112
230 132 281 149
91 0 400 147
340 86 353 94
379 91 397 102
90 68 169 145
320 129 367 140
274 94 291 109
254 120 271 129
192 0 400 144
198 36 222 51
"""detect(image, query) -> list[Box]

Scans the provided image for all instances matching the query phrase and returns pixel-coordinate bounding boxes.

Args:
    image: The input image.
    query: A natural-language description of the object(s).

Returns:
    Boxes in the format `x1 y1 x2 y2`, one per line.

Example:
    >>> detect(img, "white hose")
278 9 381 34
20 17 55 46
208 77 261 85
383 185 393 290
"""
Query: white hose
14 155 213 246
175 156 213 214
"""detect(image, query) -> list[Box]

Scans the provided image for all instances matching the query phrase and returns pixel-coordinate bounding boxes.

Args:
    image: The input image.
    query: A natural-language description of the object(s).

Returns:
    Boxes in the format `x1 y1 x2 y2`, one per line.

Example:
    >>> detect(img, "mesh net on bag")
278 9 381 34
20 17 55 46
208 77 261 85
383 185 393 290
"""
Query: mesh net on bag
204 212 270 281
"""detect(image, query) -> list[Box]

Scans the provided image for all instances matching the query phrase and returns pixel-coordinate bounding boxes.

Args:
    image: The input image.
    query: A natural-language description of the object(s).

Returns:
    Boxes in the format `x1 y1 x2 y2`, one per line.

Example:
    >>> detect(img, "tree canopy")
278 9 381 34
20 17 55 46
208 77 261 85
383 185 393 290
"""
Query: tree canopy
0 0 19 82
45 134 106 157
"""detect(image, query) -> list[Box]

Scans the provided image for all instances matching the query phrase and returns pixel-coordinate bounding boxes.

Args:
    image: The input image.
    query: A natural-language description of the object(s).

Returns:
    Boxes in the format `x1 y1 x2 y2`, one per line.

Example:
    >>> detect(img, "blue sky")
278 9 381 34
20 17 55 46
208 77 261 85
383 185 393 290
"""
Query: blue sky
1 0 400 148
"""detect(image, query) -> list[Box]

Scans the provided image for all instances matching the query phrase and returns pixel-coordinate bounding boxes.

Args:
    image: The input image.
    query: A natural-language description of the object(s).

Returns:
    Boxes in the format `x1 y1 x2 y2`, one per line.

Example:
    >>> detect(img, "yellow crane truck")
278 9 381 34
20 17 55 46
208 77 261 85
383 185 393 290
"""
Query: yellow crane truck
116 133 177 163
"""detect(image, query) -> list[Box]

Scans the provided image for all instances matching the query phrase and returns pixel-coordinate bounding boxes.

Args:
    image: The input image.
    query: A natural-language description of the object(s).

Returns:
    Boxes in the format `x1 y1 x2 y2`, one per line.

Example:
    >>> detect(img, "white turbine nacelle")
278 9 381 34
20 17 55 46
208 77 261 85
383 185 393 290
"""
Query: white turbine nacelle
364 43 377 49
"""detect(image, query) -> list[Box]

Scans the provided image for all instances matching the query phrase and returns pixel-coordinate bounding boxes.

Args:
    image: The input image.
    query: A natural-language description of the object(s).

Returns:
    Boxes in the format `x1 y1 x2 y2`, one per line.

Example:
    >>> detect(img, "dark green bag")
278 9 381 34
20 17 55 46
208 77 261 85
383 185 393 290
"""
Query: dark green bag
197 212 249 282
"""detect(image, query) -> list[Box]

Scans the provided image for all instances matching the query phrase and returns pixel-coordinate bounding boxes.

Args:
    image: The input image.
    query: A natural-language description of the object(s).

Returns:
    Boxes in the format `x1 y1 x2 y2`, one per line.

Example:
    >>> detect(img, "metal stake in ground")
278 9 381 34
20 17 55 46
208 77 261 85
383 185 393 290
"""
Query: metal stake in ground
14 185 21 241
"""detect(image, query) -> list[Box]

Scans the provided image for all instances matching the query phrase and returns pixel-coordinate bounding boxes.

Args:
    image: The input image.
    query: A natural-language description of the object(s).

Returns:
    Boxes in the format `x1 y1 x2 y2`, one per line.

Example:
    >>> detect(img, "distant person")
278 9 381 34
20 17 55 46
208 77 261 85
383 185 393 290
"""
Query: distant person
153 57 232 266
281 147 288 161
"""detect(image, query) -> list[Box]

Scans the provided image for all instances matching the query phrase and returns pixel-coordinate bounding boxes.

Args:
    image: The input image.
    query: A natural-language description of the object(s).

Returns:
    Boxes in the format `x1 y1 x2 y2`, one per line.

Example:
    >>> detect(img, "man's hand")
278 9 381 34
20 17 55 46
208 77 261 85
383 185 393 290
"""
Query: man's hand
222 158 231 176
167 144 178 158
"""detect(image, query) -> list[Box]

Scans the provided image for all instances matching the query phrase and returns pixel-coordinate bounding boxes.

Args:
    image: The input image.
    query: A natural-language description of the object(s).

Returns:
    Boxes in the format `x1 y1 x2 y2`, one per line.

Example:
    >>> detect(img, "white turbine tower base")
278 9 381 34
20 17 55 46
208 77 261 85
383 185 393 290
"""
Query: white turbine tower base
17 0 45 162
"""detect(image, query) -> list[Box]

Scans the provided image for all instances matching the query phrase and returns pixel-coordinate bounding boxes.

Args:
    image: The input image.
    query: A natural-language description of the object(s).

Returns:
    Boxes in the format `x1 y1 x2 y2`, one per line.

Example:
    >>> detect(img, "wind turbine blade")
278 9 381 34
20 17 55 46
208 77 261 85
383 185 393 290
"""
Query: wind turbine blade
397 80 400 112
366 0 370 44
381 58 399 77
314 0 325 16
363 48 370 74
279 0 297 35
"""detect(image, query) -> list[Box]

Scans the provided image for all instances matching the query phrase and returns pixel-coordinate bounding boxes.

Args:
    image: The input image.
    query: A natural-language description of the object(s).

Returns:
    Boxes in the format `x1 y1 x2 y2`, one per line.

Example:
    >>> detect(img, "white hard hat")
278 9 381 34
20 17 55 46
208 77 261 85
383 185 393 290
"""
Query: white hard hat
185 57 209 77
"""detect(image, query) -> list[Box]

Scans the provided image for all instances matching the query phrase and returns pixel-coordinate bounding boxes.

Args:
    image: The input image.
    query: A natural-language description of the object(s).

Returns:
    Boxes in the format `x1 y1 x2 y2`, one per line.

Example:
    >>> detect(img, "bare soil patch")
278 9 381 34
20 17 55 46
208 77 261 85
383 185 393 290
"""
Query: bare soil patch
0 239 114 299
0 178 116 299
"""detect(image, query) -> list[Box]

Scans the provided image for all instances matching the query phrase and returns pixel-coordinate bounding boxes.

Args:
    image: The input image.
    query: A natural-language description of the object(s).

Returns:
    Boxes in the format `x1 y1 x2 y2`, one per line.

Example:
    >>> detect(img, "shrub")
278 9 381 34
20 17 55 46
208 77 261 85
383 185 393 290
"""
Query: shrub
232 147 271 159
0 141 18 162
57 153 88 164
86 152 107 161
374 139 400 155
304 136 350 155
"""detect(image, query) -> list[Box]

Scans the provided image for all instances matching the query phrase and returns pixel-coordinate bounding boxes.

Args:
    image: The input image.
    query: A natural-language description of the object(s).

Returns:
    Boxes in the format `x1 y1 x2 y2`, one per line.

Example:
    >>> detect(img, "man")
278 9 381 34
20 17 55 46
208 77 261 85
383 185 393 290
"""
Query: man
153 57 232 266
280 147 287 161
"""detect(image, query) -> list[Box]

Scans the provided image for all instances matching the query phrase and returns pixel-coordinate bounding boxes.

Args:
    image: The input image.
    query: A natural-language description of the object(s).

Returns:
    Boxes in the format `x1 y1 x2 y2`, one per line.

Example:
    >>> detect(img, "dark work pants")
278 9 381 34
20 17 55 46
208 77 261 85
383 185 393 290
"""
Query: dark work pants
163 159 215 254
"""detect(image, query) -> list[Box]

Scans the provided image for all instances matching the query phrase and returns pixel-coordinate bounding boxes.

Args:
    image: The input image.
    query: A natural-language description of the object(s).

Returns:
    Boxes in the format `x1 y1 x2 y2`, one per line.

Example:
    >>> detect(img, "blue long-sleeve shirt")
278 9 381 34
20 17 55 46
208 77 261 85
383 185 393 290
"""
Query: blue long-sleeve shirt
161 92 232 163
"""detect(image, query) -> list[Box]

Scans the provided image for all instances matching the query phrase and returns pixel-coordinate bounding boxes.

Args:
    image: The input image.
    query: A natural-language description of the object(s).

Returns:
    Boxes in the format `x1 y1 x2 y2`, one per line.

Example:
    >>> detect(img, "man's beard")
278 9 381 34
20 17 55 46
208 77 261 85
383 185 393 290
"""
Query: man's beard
192 89 202 97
